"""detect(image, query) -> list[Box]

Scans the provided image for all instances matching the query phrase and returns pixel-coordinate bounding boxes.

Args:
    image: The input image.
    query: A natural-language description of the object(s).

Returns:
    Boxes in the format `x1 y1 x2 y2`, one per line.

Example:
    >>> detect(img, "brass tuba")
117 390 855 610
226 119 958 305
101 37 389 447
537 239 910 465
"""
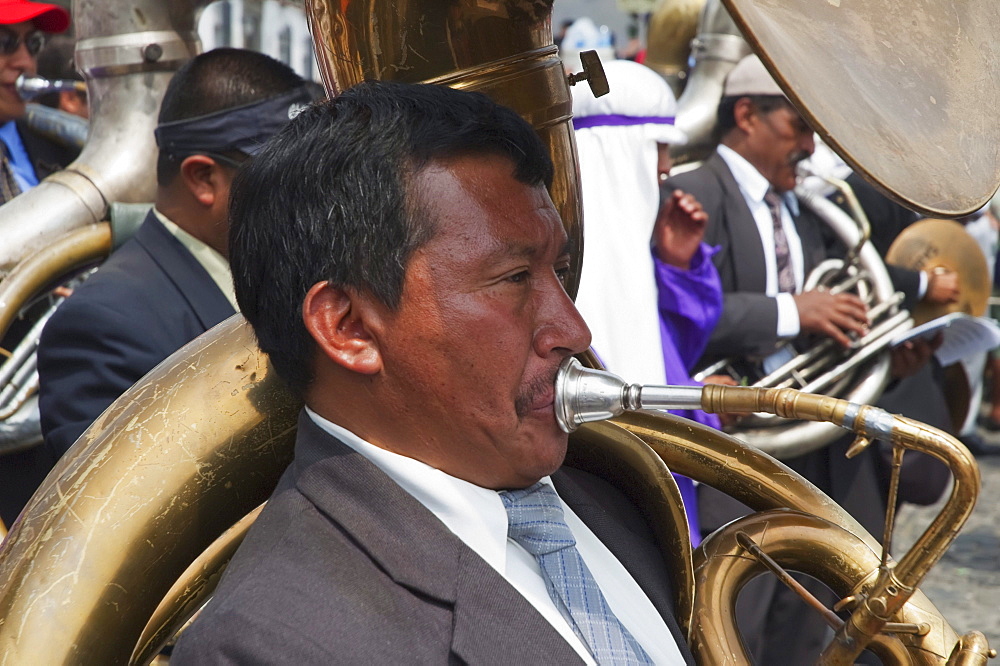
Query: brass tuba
0 0 993 664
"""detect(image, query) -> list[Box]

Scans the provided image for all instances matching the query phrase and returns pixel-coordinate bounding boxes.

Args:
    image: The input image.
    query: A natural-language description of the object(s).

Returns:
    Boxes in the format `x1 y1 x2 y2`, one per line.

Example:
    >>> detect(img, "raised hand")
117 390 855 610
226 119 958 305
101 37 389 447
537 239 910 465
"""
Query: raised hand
652 189 709 269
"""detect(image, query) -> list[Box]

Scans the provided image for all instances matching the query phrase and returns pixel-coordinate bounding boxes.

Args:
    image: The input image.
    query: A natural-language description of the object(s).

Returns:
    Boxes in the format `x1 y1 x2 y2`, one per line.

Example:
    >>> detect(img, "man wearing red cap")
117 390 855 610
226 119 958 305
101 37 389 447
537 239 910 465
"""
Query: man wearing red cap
0 0 76 204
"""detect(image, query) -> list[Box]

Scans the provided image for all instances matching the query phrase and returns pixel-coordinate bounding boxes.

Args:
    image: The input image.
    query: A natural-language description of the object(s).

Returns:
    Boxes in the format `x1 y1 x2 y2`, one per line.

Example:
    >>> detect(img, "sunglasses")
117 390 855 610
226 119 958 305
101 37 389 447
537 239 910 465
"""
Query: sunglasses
0 27 44 57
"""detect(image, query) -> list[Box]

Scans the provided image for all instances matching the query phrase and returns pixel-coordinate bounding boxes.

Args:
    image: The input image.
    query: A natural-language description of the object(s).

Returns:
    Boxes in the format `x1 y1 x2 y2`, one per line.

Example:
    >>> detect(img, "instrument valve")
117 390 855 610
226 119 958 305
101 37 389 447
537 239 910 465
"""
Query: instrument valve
566 50 610 98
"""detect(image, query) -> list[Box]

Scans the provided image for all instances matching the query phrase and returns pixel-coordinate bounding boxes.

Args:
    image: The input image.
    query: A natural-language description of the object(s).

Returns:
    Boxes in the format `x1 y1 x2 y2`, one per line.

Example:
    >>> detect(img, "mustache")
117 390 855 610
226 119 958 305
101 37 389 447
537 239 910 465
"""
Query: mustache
514 365 560 420
789 150 811 166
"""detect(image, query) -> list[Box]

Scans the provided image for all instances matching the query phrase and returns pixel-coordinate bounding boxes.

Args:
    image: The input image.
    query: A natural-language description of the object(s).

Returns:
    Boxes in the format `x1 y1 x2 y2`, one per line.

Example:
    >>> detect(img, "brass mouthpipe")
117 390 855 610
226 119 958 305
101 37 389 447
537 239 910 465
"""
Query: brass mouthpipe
697 382 980 662
817 414 979 664
555 358 982 662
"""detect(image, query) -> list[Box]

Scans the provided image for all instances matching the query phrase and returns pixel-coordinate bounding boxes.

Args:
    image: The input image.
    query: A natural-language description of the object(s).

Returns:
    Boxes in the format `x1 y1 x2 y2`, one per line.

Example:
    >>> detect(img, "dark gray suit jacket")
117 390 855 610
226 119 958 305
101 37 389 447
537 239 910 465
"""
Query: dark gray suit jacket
172 412 696 664
663 152 827 364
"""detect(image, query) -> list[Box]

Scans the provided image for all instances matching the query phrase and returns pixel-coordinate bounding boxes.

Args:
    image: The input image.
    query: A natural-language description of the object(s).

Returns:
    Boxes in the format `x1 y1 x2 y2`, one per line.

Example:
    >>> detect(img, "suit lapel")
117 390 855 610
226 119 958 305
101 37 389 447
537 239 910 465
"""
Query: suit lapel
133 213 236 330
292 414 583 664
706 153 769 293
15 119 76 180
451 546 585 664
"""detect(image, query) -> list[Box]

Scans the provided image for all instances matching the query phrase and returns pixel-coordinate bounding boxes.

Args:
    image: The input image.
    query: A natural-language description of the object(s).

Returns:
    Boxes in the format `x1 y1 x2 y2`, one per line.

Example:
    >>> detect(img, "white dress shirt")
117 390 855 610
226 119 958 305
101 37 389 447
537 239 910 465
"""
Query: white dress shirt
717 144 805 338
306 408 687 665
153 208 239 310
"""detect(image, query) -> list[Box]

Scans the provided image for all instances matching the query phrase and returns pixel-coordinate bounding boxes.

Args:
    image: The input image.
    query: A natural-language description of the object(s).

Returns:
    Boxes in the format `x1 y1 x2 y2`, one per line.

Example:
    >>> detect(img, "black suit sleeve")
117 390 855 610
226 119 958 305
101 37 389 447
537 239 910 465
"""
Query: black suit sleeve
37 297 175 458
885 265 922 311
835 172 923 308
704 292 781 360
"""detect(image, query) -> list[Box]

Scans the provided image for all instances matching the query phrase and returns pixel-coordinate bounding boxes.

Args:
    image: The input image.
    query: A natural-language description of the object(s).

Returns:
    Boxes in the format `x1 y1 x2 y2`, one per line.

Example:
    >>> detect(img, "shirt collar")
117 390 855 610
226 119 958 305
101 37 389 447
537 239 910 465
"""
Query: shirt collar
152 208 238 310
717 144 770 203
0 120 17 145
305 407 544 577
716 144 801 217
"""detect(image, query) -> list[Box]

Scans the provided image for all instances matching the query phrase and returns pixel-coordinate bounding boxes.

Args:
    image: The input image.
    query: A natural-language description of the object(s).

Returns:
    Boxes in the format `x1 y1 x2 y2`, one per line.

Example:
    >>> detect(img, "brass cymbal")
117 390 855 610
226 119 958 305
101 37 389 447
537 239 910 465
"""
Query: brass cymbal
722 0 1000 218
886 218 990 324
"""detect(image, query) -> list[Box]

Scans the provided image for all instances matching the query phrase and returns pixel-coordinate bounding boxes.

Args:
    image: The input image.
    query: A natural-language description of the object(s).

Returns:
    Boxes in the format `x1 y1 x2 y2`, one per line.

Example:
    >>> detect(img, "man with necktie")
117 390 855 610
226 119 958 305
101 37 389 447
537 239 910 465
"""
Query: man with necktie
664 54 869 371
0 0 77 205
172 82 695 665
661 54 935 664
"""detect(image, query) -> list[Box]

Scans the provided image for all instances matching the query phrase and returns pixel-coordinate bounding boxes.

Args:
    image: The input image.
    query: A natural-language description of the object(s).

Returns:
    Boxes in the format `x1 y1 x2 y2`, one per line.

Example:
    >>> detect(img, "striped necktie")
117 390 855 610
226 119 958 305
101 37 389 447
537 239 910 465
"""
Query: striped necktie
764 187 796 293
0 140 21 205
500 482 654 665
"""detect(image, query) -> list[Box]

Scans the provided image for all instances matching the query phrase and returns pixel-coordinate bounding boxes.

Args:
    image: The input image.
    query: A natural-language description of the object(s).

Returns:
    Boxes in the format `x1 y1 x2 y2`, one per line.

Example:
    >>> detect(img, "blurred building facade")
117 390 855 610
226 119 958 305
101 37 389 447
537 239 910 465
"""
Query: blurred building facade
198 0 318 81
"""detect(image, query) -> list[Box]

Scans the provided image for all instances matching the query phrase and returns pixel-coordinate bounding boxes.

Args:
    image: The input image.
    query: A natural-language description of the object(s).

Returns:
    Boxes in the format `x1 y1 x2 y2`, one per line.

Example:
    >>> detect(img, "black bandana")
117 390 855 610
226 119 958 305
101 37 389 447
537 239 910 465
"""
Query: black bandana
154 86 314 157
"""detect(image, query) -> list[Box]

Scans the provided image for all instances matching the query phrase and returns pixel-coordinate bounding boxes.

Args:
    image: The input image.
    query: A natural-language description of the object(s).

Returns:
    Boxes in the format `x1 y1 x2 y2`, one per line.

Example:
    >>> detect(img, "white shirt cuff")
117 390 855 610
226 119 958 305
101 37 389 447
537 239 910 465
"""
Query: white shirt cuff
918 270 928 300
775 292 800 338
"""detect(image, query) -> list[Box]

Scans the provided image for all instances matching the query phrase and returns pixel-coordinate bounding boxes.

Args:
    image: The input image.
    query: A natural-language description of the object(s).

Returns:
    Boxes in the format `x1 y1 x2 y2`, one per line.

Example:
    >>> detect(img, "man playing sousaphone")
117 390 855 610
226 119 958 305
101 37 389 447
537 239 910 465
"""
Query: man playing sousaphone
172 82 696 664
663 54 950 663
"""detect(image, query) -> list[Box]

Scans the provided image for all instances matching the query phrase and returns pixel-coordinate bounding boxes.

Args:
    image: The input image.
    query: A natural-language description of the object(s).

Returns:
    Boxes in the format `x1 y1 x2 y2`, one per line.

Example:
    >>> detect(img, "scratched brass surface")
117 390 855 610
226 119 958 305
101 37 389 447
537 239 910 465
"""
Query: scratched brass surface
131 504 267 664
723 0 1000 218
0 316 301 664
306 0 584 298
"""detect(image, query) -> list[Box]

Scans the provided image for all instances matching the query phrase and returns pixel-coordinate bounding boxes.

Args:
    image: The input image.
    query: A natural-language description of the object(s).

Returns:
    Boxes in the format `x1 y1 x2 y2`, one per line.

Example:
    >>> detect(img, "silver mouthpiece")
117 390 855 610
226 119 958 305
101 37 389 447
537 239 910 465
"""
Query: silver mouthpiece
553 357 704 433
15 74 86 101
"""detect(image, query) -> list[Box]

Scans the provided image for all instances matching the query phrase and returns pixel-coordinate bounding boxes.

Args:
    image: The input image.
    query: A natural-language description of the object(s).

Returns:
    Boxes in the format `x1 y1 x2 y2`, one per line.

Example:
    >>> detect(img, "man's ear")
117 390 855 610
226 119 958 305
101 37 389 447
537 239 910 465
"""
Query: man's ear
732 97 757 133
302 281 383 375
179 155 224 207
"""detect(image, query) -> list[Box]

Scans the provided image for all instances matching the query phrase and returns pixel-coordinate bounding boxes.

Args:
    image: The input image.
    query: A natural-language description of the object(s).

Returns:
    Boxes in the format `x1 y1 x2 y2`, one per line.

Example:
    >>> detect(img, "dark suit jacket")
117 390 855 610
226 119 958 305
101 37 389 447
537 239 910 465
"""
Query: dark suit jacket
833 171 922 310
663 152 827 363
16 118 79 183
37 212 236 460
0 122 80 525
172 413 696 665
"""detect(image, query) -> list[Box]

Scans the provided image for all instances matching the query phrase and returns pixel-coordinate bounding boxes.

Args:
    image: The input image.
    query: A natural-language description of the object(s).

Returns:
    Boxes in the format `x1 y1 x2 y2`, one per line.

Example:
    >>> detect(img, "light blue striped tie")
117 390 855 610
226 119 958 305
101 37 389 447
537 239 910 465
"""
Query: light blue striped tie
500 482 654 665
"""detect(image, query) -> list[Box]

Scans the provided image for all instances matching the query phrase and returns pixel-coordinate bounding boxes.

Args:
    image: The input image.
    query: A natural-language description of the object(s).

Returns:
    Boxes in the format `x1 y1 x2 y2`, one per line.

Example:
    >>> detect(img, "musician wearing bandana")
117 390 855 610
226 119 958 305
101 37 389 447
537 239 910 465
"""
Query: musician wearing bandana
31 49 315 520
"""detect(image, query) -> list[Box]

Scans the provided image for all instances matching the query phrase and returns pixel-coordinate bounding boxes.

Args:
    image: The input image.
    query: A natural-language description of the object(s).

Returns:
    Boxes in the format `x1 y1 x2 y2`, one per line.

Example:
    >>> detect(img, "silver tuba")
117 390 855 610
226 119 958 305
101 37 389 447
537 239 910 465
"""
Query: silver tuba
659 0 913 459
0 0 207 462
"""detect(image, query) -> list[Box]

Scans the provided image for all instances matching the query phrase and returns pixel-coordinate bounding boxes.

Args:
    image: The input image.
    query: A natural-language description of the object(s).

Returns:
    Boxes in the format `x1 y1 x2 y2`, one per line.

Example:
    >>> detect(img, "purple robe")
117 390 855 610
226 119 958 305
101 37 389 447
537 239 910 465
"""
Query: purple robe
652 242 723 545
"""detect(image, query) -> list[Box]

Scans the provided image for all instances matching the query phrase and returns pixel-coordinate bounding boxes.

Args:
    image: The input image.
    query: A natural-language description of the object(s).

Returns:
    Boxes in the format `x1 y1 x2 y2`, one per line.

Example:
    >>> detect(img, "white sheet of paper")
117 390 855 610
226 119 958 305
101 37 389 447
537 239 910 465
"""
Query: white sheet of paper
892 313 1000 366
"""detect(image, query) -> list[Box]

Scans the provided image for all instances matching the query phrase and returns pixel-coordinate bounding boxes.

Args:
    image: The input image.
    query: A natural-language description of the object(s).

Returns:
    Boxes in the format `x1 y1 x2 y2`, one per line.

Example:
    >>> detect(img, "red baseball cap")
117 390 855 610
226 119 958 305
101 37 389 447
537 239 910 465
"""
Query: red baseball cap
0 0 69 33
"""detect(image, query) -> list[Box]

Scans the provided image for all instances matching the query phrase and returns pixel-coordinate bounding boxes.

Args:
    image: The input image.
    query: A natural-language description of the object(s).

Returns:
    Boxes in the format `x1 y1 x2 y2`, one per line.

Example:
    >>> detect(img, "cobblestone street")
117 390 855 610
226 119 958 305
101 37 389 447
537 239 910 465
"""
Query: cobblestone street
894 430 1000 648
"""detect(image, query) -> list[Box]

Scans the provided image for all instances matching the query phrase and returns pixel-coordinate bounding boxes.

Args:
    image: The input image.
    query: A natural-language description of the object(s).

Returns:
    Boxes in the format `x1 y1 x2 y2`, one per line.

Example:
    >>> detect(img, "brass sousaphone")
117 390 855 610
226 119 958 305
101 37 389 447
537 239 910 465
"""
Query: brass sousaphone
0 0 996 664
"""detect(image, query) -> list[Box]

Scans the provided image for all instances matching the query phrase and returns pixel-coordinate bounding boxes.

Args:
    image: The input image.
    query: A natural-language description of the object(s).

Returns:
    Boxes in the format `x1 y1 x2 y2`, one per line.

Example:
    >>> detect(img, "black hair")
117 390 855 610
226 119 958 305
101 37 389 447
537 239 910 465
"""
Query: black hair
714 94 791 144
229 81 554 394
156 48 305 186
